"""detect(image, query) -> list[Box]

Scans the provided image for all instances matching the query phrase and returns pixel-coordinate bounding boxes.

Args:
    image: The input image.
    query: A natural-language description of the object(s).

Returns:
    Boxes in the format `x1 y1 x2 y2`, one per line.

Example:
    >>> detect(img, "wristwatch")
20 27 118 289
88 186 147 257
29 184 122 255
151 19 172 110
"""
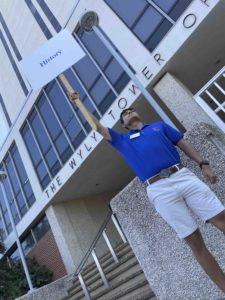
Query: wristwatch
199 160 210 169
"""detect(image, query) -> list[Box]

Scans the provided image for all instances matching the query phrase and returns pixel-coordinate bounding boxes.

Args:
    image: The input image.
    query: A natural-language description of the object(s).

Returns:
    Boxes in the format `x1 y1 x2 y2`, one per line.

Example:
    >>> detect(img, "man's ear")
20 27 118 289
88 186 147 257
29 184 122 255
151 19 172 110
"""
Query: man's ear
122 123 129 130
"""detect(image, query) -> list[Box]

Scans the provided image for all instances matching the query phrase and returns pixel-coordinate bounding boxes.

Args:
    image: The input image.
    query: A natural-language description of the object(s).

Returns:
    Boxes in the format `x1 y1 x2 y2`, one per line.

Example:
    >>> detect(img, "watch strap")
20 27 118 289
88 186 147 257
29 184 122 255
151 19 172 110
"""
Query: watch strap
199 160 210 169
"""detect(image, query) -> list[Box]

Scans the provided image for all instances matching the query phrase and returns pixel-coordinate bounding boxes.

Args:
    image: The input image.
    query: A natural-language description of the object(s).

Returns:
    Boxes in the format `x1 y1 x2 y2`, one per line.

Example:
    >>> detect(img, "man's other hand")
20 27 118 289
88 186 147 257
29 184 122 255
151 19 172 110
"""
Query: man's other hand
201 165 217 184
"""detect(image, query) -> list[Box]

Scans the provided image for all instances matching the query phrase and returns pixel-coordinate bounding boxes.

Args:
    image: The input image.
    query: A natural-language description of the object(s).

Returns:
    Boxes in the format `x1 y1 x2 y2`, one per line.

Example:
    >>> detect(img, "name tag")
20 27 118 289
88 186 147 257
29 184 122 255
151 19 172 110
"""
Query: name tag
130 132 140 139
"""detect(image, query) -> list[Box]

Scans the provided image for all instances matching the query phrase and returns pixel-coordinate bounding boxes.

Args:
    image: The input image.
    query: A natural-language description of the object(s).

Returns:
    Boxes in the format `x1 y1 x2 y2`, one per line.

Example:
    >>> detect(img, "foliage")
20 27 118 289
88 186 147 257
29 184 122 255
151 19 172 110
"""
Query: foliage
0 239 5 254
0 241 53 300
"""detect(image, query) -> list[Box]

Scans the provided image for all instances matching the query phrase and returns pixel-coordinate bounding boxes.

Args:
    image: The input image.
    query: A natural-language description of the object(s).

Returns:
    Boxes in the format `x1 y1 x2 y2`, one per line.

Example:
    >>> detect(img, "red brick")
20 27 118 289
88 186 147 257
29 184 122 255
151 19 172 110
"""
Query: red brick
27 229 67 280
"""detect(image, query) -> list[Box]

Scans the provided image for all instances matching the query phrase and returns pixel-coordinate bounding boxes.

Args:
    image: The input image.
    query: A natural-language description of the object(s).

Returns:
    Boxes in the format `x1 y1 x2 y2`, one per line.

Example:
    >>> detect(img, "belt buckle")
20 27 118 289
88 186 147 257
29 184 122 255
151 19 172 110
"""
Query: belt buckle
159 168 171 178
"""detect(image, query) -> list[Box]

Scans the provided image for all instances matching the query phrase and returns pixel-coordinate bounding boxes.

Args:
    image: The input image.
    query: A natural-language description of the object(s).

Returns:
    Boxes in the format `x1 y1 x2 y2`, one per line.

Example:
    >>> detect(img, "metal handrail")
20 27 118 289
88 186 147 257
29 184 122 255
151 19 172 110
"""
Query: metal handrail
195 66 225 97
194 65 225 134
73 210 113 277
70 210 127 299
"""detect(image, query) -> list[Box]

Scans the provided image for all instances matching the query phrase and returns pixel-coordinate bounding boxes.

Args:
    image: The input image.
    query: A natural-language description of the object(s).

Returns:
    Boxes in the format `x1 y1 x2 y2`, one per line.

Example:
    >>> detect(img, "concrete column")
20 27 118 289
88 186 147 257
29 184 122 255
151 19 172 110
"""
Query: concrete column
46 192 120 274
153 72 216 130
46 204 78 274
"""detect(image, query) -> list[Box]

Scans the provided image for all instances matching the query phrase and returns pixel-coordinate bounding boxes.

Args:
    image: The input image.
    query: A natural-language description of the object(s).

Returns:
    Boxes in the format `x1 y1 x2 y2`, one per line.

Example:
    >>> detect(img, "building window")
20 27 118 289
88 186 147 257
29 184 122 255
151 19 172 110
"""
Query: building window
21 78 96 189
10 145 36 207
0 215 6 240
21 123 51 190
24 0 52 39
21 232 35 255
21 28 130 190
4 144 36 215
152 0 193 21
104 0 193 52
36 0 62 33
21 25 130 190
73 27 130 114
0 144 36 240
0 187 12 234
9 247 20 261
45 80 89 145
0 93 12 127
17 215 50 256
37 93 73 163
32 215 50 242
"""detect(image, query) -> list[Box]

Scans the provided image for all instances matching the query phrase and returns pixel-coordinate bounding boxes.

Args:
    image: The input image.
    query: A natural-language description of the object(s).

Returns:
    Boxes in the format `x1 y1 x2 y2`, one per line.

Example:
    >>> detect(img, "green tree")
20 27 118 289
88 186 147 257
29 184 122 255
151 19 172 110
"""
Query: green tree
0 240 53 300
0 239 5 254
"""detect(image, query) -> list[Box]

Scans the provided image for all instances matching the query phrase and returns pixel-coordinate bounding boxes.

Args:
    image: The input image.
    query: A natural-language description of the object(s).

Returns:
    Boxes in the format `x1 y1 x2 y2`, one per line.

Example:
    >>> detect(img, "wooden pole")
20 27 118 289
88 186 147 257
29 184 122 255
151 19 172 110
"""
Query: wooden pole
59 73 97 131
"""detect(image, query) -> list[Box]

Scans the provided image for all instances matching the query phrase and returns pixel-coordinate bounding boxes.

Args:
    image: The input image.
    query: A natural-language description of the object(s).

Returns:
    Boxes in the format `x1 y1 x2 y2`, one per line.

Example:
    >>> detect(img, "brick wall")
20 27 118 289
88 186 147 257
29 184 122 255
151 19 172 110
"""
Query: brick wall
27 229 67 280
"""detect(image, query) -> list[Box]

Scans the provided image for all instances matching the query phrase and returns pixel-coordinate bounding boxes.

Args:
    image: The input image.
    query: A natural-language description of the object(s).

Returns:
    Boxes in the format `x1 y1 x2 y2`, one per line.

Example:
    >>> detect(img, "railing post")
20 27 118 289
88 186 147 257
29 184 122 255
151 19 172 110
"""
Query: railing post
111 214 127 243
102 229 119 263
78 273 92 300
91 249 109 288
194 67 225 134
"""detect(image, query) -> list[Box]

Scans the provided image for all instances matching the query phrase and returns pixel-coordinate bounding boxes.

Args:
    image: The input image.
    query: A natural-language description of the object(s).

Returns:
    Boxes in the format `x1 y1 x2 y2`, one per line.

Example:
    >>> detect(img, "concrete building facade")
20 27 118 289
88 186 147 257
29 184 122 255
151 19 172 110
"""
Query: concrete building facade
0 0 225 281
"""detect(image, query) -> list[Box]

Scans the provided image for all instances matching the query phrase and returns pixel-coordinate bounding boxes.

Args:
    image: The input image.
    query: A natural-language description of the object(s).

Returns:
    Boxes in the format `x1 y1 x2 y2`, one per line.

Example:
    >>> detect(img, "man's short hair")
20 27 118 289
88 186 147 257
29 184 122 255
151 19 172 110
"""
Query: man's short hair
120 107 135 124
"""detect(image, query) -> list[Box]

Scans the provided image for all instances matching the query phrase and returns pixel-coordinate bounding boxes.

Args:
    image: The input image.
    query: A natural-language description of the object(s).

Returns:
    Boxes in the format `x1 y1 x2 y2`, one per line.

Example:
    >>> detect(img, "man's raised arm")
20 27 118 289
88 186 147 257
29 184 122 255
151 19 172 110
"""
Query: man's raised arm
69 92 112 141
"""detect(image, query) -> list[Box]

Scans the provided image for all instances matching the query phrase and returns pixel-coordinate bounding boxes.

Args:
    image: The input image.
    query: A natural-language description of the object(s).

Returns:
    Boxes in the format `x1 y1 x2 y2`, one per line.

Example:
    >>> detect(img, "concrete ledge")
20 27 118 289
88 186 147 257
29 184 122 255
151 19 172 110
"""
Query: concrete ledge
15 274 72 300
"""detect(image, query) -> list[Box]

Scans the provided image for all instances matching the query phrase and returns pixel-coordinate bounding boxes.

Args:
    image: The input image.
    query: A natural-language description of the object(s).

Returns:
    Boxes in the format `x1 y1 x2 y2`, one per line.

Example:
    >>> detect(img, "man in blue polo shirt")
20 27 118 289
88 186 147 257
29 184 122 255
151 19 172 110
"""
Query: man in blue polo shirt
70 93 225 293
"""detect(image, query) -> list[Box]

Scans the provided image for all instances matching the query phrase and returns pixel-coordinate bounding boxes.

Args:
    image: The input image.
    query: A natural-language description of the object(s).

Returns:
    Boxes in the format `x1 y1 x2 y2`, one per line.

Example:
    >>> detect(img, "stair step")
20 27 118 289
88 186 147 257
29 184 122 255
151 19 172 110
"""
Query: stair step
68 254 140 299
74 242 129 280
68 268 145 300
68 269 145 300
66 292 156 300
68 246 134 293
115 283 154 300
72 241 134 292
93 270 150 300
63 241 154 300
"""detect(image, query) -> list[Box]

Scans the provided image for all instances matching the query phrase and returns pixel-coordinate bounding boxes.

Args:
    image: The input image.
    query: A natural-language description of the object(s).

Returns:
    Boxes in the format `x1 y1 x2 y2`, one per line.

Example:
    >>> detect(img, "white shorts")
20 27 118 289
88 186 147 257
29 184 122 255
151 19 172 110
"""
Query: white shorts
146 167 225 239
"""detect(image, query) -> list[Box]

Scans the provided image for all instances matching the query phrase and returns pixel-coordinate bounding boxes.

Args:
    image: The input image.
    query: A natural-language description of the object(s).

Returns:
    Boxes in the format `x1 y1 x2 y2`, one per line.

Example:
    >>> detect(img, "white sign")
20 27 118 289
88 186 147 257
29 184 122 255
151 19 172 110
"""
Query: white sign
19 29 85 91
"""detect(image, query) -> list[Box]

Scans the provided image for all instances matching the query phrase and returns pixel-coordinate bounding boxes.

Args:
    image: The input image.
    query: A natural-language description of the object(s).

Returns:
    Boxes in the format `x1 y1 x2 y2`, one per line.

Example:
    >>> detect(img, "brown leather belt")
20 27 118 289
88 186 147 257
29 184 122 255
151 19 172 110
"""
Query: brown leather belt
144 163 184 187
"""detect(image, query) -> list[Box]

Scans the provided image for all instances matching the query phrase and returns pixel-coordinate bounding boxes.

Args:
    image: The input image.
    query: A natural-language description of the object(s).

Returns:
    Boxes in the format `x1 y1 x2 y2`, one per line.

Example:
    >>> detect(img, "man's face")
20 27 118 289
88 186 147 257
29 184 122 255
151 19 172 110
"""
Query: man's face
122 108 141 128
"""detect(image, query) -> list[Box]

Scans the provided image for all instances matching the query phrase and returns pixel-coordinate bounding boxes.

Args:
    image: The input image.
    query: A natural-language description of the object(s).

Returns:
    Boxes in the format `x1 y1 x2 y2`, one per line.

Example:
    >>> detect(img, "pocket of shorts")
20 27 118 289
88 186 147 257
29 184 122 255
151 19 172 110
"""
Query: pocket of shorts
146 186 155 204
187 169 196 176
180 167 196 178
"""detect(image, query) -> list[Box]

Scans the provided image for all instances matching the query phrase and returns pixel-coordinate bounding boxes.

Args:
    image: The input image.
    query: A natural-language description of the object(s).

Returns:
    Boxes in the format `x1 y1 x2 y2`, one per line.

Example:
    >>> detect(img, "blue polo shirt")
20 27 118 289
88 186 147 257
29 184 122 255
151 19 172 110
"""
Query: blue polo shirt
108 121 183 182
